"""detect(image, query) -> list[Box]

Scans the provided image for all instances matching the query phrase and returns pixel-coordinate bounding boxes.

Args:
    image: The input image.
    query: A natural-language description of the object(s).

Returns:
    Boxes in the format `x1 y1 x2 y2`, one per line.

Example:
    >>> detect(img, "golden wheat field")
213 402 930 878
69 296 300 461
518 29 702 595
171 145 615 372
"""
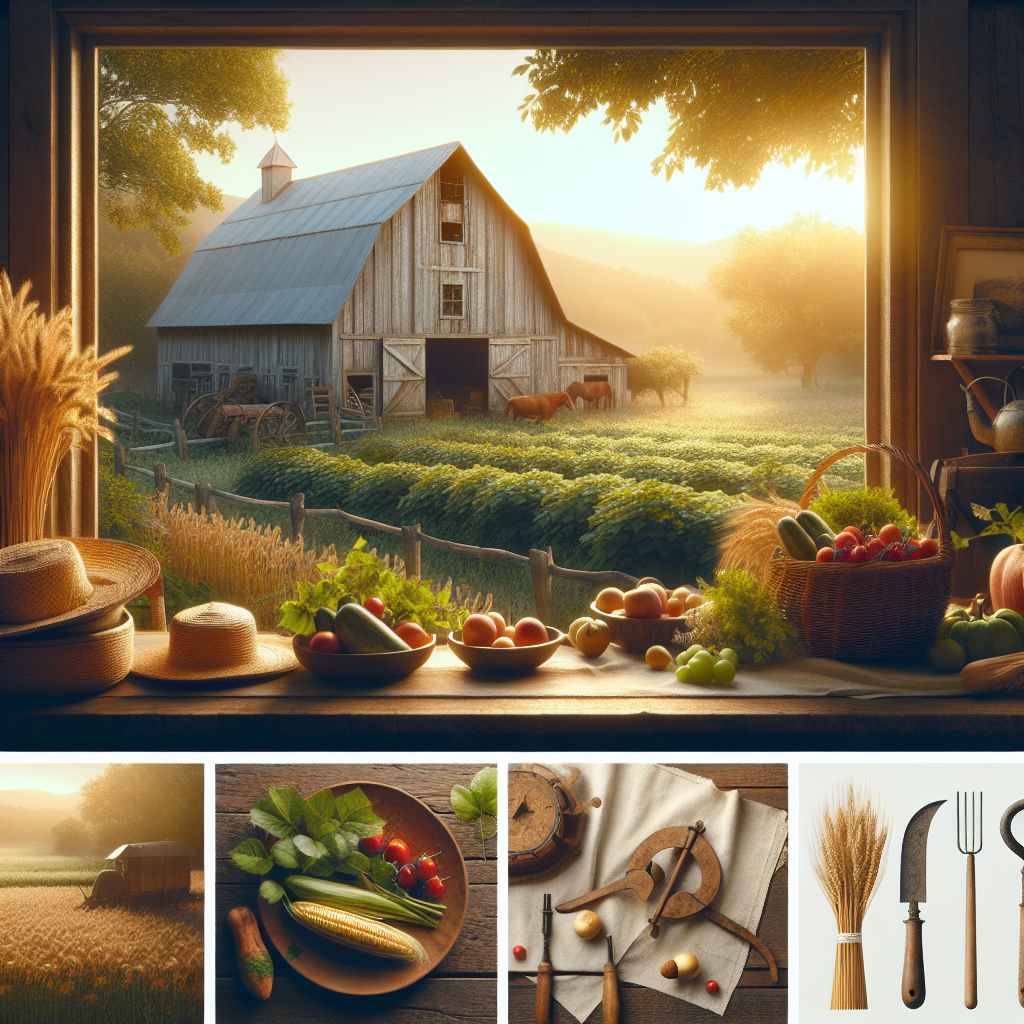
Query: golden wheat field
0 871 203 1024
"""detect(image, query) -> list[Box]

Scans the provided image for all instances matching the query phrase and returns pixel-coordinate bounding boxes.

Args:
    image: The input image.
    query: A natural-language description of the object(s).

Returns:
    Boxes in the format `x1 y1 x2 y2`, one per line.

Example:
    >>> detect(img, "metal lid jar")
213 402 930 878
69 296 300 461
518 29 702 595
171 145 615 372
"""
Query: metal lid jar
946 298 998 355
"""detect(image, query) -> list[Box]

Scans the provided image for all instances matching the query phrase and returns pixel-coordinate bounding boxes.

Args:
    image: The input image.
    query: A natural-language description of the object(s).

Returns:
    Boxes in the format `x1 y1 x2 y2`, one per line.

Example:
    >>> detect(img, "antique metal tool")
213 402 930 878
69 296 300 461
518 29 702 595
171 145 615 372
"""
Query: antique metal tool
536 893 553 1024
603 935 619 1024
555 825 779 983
999 798 1024 1008
958 791 983 1010
900 799 945 1009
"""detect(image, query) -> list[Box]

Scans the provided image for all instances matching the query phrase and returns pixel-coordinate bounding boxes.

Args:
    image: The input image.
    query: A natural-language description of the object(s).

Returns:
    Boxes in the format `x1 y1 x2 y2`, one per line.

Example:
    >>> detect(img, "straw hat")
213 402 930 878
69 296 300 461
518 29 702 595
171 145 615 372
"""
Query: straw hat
131 602 297 682
0 610 134 696
0 538 160 638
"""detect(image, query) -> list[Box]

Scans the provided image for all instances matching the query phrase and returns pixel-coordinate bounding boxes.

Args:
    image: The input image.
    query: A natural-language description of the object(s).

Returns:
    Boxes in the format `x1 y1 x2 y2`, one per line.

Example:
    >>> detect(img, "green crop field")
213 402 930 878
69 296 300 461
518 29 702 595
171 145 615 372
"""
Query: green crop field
0 855 105 888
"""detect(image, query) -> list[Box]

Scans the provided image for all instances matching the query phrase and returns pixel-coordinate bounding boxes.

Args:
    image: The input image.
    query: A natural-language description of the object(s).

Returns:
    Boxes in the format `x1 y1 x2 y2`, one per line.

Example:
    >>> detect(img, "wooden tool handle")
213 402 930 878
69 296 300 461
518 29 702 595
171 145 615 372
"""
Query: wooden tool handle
1018 891 1024 1009
536 962 553 1024
966 854 977 1010
603 963 620 1024
556 875 633 913
901 914 926 1009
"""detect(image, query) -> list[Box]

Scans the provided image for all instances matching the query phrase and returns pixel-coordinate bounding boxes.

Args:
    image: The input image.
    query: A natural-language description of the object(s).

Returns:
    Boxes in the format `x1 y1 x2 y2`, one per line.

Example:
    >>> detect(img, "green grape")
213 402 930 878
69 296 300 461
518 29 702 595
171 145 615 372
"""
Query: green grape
712 659 736 685
718 648 739 668
675 664 691 684
687 658 714 685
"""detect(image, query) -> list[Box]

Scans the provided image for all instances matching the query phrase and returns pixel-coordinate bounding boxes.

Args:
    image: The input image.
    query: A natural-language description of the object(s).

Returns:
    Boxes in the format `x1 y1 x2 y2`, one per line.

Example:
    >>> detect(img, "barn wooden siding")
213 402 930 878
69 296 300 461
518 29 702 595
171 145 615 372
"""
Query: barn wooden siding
124 856 191 898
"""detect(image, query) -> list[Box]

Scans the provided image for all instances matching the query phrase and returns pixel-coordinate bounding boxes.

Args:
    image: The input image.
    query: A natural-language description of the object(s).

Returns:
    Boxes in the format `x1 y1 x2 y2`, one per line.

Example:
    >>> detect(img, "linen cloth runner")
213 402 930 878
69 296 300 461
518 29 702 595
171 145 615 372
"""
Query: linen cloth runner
508 763 788 1019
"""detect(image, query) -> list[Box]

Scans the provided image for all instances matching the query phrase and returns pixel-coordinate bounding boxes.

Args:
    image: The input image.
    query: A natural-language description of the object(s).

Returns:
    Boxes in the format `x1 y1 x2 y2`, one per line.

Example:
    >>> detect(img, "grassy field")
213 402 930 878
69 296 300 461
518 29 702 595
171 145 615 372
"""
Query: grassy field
0 871 203 1024
0 855 105 888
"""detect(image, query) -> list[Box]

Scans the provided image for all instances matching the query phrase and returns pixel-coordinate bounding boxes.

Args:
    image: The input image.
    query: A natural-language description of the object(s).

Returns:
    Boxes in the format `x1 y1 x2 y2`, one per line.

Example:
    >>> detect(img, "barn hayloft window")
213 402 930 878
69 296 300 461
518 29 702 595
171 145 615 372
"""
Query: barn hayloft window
441 282 464 319
440 171 465 243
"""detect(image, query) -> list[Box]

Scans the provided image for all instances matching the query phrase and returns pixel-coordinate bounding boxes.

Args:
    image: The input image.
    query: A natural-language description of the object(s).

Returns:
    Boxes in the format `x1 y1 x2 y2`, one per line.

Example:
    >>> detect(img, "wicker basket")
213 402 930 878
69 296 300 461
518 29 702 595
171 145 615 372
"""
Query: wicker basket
765 444 955 661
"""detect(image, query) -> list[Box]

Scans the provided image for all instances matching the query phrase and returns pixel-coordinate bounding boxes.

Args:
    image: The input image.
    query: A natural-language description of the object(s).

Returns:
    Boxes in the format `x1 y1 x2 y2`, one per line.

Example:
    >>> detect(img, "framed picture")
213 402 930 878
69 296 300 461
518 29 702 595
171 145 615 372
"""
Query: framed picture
932 226 1024 354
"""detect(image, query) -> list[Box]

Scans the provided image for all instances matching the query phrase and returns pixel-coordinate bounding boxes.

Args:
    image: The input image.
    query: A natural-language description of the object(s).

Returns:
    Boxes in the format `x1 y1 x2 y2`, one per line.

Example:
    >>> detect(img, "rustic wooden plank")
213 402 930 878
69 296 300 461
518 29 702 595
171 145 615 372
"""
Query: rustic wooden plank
216 882 495 976
509 977 786 1023
665 764 788 789
216 975 495 1023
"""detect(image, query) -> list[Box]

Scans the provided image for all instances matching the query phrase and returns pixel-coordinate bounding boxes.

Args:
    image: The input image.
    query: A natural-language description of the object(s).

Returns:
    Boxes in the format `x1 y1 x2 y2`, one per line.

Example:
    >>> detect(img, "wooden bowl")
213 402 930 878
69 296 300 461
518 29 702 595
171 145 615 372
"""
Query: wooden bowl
589 602 690 654
292 634 435 682
259 780 468 995
447 627 565 675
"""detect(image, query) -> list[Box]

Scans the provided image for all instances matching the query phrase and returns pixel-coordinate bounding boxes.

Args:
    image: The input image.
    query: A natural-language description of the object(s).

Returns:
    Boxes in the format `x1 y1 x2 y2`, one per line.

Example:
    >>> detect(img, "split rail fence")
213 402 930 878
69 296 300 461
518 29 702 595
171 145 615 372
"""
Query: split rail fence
120 457 639 625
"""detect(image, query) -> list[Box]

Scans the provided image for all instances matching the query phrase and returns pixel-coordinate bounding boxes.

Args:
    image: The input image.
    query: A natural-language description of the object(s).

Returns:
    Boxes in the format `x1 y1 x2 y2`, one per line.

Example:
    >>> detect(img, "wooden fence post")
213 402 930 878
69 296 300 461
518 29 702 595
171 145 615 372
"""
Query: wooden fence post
402 523 421 579
289 493 306 542
194 481 205 514
332 409 342 447
529 548 553 626
173 419 182 458
154 462 167 497
205 484 218 517
113 445 126 477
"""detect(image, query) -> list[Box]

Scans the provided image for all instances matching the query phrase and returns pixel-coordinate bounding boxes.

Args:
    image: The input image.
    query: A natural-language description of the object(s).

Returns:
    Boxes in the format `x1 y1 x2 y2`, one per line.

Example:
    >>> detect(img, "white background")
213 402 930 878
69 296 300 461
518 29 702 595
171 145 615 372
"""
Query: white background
798 760 1024 1022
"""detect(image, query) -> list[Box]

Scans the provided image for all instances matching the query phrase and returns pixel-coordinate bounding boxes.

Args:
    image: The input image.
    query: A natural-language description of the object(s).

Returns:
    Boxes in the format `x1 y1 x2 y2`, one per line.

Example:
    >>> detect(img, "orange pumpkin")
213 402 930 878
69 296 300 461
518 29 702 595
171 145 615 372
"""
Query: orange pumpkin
991 545 1024 615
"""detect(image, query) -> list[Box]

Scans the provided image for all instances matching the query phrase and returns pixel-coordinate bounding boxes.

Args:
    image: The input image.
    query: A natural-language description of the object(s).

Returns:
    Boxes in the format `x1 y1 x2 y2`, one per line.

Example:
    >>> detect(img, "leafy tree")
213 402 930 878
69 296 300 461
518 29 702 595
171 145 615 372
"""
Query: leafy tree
627 346 705 404
707 213 864 388
514 49 863 190
51 817 96 856
100 50 290 254
79 764 204 860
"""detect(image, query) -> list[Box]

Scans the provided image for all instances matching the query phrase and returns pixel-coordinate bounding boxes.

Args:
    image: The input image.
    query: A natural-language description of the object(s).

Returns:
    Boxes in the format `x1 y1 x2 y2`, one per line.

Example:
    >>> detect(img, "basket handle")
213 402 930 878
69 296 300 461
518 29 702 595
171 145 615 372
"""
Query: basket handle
797 444 952 551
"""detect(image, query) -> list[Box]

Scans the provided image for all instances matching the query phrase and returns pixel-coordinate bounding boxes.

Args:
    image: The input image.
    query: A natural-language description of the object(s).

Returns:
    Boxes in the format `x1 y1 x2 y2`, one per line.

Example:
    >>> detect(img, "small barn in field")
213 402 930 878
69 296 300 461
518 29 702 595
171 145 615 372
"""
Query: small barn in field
105 841 194 901
148 142 632 417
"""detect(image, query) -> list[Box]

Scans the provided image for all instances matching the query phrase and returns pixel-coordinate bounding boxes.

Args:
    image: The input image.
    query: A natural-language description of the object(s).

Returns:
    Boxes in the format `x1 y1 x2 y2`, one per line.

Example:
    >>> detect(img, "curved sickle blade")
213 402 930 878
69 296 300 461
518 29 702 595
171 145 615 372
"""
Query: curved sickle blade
1000 799 1024 861
702 905 779 984
659 833 721 918
901 800 946 904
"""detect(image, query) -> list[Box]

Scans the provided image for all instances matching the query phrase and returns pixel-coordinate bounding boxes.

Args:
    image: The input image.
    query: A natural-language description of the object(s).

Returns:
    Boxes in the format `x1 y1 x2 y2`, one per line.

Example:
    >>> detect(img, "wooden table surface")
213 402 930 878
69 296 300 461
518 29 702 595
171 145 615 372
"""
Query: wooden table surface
508 764 787 1024
216 763 496 1023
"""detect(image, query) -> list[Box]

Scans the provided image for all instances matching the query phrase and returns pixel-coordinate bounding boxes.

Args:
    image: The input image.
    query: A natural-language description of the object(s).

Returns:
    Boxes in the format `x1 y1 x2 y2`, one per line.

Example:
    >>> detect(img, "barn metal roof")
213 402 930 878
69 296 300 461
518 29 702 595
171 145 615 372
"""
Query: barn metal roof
106 841 196 859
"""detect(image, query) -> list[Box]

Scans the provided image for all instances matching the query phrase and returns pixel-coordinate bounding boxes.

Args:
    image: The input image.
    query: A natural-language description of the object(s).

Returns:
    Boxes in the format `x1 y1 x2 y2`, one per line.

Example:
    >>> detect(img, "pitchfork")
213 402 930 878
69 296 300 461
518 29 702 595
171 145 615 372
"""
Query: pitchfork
958 791 983 1010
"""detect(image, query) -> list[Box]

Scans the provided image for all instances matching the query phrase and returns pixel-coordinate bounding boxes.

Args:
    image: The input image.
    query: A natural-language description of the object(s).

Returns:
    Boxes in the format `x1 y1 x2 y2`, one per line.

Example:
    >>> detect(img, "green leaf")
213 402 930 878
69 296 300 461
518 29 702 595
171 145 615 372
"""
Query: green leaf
371 858 398 887
321 831 353 863
269 836 302 869
229 838 273 875
277 602 314 636
304 788 338 831
250 806 296 839
309 817 340 842
340 820 386 841
341 850 372 874
450 784 482 822
306 856 337 878
476 814 498 842
292 834 328 860
269 787 305 830
470 767 498 816
259 879 286 904
335 787 387 832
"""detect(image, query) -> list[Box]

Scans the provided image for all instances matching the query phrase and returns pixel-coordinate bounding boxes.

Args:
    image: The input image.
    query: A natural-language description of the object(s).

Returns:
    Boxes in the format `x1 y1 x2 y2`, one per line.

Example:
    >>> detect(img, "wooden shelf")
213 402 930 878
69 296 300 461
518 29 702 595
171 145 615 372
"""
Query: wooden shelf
931 352 1024 361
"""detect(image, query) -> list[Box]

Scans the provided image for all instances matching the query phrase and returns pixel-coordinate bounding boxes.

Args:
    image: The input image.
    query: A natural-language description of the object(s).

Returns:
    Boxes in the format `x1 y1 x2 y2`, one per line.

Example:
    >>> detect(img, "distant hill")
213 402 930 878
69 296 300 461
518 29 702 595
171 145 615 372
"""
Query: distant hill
528 222 736 288
0 790 81 811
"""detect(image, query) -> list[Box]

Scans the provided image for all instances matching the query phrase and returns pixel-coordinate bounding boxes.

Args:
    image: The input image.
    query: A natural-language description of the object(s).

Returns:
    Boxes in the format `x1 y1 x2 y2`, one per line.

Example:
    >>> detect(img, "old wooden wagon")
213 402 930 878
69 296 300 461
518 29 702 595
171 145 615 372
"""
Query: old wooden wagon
79 841 195 908
149 141 633 417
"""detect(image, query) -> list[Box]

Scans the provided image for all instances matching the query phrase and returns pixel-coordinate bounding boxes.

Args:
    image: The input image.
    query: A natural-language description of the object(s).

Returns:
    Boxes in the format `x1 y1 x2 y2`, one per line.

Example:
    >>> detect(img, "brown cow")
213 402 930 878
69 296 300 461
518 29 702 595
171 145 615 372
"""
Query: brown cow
565 380 615 410
502 392 575 421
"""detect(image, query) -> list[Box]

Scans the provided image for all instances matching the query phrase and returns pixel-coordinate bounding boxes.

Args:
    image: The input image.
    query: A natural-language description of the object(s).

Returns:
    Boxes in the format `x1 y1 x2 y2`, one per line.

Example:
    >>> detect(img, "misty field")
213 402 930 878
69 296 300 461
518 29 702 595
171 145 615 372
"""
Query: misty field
0 872 203 1024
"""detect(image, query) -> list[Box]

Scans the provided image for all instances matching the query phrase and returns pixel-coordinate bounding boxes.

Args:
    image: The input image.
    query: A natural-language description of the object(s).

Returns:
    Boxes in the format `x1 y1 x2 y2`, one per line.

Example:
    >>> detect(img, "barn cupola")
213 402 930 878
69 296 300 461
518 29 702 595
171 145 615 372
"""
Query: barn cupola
257 141 297 203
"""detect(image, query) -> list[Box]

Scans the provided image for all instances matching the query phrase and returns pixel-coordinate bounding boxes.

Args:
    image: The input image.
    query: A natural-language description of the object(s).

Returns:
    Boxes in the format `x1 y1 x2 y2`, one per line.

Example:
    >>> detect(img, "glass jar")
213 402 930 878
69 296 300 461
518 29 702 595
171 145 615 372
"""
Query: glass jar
946 298 998 355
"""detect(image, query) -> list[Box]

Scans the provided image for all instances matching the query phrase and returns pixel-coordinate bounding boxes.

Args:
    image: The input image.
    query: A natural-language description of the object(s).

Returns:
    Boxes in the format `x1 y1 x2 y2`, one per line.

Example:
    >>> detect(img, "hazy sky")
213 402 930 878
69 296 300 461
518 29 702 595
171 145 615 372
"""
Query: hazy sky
0 764 109 793
193 49 865 243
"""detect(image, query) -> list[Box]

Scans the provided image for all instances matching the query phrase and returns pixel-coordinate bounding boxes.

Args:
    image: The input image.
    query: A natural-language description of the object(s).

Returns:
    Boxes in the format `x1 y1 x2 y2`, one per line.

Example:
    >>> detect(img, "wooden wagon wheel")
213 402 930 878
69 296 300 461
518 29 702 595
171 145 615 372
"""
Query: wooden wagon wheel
252 401 307 453
181 392 224 439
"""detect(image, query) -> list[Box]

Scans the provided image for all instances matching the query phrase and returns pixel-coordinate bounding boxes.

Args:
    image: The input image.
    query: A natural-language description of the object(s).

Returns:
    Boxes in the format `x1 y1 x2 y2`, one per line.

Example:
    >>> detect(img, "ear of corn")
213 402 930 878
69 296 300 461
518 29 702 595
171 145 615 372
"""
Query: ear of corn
283 874 443 928
284 900 426 963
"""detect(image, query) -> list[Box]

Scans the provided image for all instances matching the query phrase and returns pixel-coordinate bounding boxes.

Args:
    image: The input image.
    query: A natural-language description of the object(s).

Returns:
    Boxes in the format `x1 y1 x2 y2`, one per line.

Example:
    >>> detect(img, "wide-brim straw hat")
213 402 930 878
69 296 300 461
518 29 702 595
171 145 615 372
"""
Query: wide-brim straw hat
0 538 160 638
131 602 297 682
0 610 135 696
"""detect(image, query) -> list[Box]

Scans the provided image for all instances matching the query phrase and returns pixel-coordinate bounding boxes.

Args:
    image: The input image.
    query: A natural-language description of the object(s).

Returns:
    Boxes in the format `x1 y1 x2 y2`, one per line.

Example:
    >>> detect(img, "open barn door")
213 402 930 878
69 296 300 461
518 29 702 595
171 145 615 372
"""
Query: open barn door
489 338 532 412
382 339 426 416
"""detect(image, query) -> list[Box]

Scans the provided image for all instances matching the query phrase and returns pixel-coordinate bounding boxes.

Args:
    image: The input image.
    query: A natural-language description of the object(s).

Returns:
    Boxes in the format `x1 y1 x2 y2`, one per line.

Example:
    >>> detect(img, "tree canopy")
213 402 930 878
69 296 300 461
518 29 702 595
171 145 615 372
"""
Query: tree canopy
514 49 863 191
627 346 705 404
100 50 291 254
707 213 864 387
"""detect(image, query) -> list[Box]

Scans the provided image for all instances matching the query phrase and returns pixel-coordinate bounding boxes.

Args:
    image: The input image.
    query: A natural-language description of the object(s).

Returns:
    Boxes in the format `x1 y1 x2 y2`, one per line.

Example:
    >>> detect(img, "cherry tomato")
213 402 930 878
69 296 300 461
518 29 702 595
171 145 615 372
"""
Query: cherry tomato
513 945 527 961
397 864 417 890
384 838 411 865
833 532 856 550
364 597 386 618
844 526 865 544
866 538 885 557
885 542 905 561
416 857 438 881
815 546 835 563
849 544 870 563
423 876 446 899
706 980 720 994
919 537 938 558
878 523 903 545
361 833 384 854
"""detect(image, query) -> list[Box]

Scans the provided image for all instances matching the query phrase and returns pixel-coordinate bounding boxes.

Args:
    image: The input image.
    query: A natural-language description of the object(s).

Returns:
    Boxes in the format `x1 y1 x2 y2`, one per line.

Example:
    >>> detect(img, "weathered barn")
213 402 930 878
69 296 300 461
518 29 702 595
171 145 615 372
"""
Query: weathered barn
104 840 194 902
149 142 632 417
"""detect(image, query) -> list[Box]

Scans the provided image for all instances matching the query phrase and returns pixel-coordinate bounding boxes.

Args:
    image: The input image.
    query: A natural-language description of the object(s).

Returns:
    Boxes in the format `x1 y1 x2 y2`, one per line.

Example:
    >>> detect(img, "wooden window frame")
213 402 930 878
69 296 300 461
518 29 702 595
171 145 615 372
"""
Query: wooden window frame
4 1 969 536
440 281 465 320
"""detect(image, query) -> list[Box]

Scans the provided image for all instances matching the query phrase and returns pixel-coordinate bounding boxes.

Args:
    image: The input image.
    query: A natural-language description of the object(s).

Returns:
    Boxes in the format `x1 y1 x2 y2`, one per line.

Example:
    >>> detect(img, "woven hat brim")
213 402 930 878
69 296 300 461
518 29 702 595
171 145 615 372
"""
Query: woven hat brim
130 634 297 682
0 539 161 638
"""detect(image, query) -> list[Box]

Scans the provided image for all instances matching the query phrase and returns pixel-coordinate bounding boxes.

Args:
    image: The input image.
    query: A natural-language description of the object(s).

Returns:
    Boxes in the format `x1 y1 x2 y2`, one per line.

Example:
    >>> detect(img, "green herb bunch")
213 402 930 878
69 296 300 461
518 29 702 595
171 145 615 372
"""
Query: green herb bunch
691 569 801 664
277 538 470 636
953 502 1024 549
809 485 916 537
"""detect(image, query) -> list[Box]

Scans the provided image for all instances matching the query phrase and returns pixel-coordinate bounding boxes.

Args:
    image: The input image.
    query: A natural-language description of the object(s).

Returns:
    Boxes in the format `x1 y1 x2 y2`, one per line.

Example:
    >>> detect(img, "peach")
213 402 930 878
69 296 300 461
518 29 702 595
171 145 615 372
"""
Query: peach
462 613 498 648
492 636 515 649
488 611 507 634
641 583 669 612
513 617 549 646
574 618 611 657
623 587 663 619
594 587 625 613
666 596 685 617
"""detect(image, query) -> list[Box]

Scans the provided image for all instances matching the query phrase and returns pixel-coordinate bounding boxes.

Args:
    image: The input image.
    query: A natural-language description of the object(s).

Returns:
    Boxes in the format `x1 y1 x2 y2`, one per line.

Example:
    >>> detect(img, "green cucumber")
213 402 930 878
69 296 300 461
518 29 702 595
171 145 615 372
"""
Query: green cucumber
796 510 835 544
334 603 411 654
314 607 337 634
777 516 818 560
815 534 835 551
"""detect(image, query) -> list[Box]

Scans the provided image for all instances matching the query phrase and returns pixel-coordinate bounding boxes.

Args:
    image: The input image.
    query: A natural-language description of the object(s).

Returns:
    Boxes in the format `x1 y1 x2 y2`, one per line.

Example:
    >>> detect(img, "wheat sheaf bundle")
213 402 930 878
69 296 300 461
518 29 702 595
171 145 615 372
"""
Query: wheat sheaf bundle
811 782 890 1010
716 494 801 586
0 271 130 546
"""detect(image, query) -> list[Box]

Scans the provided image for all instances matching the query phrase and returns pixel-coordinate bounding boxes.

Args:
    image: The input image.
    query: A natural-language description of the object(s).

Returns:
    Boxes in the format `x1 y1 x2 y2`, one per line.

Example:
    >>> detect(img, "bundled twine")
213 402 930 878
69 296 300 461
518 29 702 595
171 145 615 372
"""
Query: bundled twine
811 782 889 1010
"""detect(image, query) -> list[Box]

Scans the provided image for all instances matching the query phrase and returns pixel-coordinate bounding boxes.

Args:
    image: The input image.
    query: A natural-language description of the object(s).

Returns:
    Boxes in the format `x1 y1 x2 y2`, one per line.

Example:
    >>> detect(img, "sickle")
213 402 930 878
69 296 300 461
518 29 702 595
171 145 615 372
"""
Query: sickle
554 825 778 983
1001 799 1024 862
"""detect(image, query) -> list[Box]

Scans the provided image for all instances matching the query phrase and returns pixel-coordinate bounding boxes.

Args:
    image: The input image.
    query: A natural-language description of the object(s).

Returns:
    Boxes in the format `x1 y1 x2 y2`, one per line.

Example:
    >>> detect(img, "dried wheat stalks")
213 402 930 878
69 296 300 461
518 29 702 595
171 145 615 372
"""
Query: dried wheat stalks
811 781 889 1010
716 494 801 586
0 271 130 546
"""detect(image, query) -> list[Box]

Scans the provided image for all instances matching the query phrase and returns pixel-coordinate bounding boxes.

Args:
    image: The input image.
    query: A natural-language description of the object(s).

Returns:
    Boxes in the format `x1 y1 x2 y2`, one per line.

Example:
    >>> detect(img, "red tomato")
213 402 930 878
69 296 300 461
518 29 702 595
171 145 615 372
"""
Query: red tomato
833 532 856 550
423 876 446 899
866 538 885 557
878 523 903 545
904 543 922 559
463 613 499 648
816 547 835 562
384 838 411 865
361 833 384 854
885 543 905 561
308 631 341 653
416 857 438 881
834 545 851 562
394 621 432 648
844 526 865 544
397 864 417 890
513 617 550 646
706 980 720 994
363 597 386 618
919 537 938 558
512 945 527 961
849 545 870 563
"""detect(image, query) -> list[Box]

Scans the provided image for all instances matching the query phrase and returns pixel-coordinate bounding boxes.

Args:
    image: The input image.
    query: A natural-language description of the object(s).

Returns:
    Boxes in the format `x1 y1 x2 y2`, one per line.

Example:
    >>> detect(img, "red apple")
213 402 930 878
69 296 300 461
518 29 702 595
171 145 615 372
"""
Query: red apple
308 631 341 653
622 587 663 619
513 617 549 646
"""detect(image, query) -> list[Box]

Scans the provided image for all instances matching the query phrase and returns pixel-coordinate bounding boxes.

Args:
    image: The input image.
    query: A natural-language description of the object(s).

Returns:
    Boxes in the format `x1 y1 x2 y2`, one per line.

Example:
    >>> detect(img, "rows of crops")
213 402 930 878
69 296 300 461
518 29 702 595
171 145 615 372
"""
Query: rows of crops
0 855 104 888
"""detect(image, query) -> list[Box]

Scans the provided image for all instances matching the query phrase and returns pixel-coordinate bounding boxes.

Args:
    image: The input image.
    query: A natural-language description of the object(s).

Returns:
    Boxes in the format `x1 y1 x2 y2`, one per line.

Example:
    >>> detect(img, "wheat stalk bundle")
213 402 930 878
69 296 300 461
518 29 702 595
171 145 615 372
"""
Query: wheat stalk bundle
811 781 889 1010
716 494 801 586
0 272 130 547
